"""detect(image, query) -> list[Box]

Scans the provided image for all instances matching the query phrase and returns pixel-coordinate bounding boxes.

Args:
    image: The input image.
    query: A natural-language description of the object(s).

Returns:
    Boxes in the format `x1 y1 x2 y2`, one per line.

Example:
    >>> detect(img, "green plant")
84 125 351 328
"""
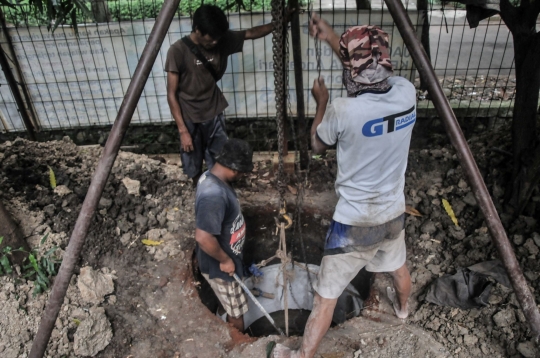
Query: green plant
1 0 305 27
0 234 62 296
108 0 165 21
1 0 90 26
0 237 14 274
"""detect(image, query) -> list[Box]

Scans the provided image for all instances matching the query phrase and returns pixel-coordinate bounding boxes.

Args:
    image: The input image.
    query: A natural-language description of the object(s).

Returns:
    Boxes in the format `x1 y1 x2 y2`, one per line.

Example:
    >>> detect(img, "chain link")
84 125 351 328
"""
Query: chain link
289 2 323 294
270 0 323 295
271 0 287 205
307 5 323 79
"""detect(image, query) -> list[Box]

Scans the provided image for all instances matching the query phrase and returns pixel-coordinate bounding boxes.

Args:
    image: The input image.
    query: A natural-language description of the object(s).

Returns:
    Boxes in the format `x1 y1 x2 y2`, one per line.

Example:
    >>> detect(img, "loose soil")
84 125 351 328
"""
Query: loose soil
0 120 539 357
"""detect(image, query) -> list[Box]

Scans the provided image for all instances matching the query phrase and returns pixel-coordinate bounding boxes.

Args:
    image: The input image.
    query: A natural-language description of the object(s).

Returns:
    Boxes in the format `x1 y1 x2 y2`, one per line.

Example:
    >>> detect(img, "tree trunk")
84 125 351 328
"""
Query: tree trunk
0 199 30 267
507 31 540 212
355 0 372 10
91 0 111 23
499 0 540 213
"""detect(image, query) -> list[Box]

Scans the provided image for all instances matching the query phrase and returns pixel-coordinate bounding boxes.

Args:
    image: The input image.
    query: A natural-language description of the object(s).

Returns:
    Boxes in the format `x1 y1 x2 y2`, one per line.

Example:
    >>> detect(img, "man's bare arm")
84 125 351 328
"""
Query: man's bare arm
309 13 341 58
311 78 330 154
245 9 294 40
167 71 193 152
311 105 329 155
245 23 274 40
195 228 235 274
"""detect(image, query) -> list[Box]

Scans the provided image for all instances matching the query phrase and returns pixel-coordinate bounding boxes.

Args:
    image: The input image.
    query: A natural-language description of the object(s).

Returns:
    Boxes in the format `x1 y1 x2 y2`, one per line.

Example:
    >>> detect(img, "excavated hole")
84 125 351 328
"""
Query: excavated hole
193 205 373 337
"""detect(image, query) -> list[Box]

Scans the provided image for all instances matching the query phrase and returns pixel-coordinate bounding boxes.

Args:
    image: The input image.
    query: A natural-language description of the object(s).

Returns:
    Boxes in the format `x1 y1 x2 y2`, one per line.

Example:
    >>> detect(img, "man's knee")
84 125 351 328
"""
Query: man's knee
313 292 339 310
390 263 410 280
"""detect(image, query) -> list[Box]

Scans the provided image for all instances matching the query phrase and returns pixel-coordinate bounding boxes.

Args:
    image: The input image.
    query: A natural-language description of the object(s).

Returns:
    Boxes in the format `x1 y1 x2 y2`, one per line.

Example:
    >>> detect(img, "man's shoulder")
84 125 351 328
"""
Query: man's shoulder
388 76 415 92
330 97 349 107
328 97 358 118
196 173 228 199
168 38 188 55
217 30 245 54
221 30 244 41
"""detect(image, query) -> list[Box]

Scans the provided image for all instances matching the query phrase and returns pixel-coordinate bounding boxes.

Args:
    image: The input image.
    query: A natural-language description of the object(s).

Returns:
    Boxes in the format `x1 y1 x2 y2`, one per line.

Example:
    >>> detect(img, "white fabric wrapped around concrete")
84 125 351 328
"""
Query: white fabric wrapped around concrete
242 263 363 329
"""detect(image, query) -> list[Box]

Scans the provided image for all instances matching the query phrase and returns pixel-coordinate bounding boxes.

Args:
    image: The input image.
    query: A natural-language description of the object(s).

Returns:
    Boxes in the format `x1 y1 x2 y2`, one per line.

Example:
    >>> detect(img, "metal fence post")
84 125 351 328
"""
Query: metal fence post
289 2 308 168
28 0 181 356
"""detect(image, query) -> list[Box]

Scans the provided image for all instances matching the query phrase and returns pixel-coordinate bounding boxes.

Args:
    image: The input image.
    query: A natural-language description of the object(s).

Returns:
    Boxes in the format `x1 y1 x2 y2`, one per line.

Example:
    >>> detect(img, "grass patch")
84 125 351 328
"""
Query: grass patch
0 234 62 296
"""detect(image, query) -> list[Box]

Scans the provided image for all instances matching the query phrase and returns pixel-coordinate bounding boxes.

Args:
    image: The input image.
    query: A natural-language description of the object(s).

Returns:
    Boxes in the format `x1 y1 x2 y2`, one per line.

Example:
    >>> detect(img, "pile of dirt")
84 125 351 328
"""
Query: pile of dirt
0 138 195 357
0 122 539 357
402 123 539 357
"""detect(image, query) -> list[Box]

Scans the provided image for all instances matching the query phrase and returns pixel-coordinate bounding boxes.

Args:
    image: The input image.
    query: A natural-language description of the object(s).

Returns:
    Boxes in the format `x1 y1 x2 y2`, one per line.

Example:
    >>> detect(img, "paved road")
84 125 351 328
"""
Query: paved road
428 11 515 76
313 3 520 76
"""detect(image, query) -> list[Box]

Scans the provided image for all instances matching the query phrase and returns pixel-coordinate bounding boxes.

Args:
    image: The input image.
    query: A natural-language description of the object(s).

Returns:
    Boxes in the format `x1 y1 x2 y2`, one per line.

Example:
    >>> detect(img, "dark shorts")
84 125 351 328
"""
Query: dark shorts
323 214 405 255
180 113 228 178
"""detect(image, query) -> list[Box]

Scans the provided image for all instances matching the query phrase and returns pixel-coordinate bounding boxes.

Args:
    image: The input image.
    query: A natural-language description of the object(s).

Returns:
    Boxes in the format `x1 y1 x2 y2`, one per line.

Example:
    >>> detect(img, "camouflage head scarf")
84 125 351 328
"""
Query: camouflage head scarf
339 25 393 97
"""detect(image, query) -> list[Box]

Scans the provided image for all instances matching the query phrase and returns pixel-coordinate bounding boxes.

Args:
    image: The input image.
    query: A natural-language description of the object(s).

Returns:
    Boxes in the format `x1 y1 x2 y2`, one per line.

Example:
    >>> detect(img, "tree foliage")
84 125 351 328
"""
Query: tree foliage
0 0 283 29
0 0 93 32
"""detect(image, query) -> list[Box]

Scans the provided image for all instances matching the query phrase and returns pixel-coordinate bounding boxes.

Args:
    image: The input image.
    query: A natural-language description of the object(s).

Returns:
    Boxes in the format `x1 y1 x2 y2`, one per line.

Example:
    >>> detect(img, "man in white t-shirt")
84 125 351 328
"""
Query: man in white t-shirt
273 15 416 358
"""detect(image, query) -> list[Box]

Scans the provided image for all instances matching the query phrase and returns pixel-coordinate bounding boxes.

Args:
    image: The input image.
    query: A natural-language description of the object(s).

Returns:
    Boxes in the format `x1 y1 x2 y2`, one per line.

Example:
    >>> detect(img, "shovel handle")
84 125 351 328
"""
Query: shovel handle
233 274 285 336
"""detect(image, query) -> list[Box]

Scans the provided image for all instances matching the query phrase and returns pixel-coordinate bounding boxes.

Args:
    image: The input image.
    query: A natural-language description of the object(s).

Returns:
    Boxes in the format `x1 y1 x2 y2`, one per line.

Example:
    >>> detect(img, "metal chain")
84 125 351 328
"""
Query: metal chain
270 0 324 296
283 25 308 293
271 0 305 312
307 4 322 79
286 70 315 293
288 1 323 294
271 0 287 205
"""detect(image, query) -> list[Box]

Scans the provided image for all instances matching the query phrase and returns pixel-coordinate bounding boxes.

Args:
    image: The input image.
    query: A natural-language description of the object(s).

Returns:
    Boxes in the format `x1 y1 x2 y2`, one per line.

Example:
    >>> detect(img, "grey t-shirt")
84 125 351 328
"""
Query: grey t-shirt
195 171 246 282
164 31 245 123
317 76 416 227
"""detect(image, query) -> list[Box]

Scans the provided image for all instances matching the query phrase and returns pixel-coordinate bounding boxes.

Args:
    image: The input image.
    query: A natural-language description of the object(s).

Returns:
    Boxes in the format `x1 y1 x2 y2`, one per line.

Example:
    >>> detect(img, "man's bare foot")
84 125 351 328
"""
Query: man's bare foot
387 287 408 319
273 343 301 358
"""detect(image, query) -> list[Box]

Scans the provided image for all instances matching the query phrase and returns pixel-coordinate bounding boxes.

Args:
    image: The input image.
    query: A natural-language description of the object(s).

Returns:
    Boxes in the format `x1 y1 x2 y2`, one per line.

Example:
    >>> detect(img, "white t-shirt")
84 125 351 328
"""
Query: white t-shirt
316 76 416 227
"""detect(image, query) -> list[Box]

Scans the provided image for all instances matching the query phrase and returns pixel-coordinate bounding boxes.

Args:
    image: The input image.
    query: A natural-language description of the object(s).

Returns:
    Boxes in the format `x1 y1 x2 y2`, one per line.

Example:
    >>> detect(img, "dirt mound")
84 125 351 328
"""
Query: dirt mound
403 124 539 357
0 124 539 357
0 138 196 356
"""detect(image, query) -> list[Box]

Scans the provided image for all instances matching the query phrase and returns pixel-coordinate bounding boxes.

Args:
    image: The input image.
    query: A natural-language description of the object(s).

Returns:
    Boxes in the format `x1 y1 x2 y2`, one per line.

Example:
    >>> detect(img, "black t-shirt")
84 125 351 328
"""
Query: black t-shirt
195 171 246 281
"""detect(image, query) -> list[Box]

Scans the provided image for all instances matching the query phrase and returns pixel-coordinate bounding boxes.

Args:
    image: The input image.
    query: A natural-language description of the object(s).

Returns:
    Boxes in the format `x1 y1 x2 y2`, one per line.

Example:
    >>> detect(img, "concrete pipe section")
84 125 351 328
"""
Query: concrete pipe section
236 263 363 334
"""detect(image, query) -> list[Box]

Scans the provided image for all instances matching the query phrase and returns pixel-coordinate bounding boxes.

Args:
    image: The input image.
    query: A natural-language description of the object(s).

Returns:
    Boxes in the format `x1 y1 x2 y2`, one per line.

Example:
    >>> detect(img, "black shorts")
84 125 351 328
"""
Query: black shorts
180 113 228 178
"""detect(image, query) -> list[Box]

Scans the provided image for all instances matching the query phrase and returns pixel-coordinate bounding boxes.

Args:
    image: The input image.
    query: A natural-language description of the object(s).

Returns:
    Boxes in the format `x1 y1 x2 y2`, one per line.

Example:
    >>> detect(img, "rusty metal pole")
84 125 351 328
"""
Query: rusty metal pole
0 10 37 140
28 0 181 356
383 0 540 342
0 10 39 129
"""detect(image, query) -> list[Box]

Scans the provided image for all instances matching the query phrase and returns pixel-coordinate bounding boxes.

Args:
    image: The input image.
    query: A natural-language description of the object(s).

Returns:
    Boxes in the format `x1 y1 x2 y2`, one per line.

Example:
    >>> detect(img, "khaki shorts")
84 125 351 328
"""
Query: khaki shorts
313 230 406 299
202 273 248 318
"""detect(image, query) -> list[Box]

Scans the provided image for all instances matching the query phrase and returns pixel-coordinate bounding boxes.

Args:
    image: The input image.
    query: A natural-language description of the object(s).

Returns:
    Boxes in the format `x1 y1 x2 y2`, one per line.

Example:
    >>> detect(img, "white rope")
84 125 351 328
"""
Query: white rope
253 222 297 336
278 223 292 336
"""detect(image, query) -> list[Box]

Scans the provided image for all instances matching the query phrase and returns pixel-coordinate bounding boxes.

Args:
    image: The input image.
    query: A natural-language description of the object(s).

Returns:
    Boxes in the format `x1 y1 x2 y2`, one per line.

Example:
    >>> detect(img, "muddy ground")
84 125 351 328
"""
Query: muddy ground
0 118 539 357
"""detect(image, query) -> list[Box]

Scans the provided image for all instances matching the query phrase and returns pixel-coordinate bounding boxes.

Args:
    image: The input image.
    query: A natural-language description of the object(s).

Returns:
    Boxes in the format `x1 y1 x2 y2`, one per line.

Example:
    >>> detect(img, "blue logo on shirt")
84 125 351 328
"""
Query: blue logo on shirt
362 105 416 137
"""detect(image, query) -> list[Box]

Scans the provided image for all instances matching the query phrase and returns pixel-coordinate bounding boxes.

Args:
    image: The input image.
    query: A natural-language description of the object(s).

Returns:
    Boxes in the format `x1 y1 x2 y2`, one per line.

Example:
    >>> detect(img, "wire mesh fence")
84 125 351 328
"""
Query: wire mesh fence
0 0 536 139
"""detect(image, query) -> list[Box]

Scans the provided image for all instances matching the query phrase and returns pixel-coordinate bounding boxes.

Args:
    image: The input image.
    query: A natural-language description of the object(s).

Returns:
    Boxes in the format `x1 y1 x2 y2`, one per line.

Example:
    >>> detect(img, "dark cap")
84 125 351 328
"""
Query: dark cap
216 138 254 173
